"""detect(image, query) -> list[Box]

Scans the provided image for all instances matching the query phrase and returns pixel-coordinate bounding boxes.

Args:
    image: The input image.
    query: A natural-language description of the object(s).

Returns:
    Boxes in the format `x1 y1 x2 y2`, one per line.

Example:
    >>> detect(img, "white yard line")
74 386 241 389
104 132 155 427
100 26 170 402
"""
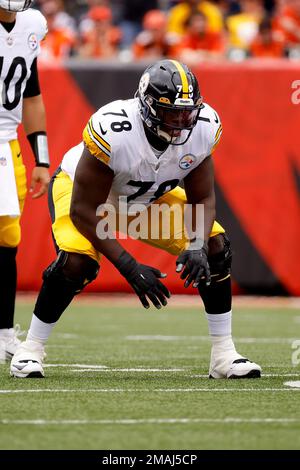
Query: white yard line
43 364 108 369
125 335 298 344
70 368 186 372
284 381 300 388
0 418 299 425
0 388 299 394
54 333 79 339
190 373 300 378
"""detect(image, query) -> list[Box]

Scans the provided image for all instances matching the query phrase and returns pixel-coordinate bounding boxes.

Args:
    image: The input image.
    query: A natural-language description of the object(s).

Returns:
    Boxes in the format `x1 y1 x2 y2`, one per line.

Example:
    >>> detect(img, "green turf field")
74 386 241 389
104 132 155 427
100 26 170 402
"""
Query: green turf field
0 297 300 450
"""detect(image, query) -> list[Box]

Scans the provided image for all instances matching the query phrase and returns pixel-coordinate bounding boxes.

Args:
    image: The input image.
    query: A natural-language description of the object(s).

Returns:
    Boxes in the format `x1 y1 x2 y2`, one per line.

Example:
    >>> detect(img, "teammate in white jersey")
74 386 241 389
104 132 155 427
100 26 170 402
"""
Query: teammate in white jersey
0 1 50 362
11 59 261 379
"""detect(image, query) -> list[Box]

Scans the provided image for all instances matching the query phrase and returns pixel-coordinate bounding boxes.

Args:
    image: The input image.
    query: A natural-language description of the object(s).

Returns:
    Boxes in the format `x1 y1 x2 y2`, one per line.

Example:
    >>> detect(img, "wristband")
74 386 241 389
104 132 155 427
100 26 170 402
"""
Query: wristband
188 239 208 251
115 251 137 276
27 131 50 168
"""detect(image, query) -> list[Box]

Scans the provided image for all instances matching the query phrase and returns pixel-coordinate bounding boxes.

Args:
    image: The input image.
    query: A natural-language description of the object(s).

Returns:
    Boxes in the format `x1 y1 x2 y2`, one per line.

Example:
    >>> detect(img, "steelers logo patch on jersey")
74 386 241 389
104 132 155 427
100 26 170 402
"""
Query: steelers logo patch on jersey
28 33 38 51
179 154 196 170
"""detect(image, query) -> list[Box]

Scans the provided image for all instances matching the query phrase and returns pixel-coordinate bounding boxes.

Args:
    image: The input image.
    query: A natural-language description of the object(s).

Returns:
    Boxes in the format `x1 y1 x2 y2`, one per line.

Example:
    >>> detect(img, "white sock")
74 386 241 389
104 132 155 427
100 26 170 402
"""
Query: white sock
0 329 9 337
27 314 56 345
206 310 236 353
206 310 232 336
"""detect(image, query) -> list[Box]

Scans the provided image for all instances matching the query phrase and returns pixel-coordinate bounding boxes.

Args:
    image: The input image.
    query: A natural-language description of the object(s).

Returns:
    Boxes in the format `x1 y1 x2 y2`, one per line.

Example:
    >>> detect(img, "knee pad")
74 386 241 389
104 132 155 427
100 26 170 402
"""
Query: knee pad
208 234 232 284
0 220 21 248
43 251 99 295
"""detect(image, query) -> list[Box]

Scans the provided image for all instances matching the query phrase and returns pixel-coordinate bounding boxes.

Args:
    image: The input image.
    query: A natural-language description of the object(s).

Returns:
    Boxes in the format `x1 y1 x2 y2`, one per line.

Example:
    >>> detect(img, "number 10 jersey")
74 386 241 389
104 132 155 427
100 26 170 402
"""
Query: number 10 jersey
0 9 47 143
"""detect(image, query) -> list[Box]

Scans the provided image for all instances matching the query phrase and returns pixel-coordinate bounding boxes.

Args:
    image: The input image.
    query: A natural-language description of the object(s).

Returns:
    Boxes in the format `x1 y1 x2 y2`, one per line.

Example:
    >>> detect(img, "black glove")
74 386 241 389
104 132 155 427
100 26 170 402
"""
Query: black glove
176 242 211 288
115 251 171 309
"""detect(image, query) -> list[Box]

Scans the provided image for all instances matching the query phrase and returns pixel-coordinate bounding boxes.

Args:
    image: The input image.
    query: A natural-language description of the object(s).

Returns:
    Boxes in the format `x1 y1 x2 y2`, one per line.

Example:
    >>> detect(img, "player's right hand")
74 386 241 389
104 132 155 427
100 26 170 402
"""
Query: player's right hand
30 167 51 199
115 251 171 309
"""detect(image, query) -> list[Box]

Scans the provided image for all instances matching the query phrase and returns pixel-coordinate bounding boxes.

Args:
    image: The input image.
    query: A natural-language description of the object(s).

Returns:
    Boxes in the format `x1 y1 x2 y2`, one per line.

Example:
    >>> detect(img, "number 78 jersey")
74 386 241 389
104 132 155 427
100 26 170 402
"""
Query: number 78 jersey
0 9 47 143
62 98 223 214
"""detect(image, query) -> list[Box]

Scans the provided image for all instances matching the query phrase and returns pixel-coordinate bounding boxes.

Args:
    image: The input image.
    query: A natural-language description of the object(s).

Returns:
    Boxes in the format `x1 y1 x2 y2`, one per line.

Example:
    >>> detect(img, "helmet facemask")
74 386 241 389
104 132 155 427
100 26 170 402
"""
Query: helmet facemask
0 0 34 12
157 98 202 144
141 93 202 146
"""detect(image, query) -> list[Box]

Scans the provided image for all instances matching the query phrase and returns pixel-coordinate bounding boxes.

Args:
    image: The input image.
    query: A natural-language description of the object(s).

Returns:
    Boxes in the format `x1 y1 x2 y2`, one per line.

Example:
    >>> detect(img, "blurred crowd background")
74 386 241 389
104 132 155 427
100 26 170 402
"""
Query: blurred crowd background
33 0 300 63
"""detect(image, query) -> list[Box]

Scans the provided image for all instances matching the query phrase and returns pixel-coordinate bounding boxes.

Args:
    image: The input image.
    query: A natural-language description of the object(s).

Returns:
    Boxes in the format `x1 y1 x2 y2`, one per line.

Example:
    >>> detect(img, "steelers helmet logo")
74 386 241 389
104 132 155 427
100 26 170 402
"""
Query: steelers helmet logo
139 72 150 97
28 33 38 51
179 154 196 170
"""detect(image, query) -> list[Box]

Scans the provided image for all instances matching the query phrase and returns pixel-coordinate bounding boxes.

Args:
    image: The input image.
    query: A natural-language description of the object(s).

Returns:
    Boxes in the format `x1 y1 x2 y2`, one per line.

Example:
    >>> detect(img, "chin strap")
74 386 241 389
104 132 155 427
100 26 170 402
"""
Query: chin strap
157 125 193 146
157 127 172 143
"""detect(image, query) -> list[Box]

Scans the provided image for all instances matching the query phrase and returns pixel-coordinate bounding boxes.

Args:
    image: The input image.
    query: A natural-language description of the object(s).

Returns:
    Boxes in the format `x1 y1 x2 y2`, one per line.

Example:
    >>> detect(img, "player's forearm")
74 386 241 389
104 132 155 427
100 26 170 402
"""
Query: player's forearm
184 156 216 244
23 95 47 134
70 207 124 265
203 195 216 242
187 196 216 245
23 95 50 167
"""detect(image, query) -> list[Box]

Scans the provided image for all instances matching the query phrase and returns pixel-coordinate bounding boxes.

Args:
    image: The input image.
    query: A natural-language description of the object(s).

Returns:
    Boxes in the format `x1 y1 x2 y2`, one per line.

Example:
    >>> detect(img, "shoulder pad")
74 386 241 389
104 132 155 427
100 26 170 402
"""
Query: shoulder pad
25 9 48 41
198 103 223 154
83 111 112 166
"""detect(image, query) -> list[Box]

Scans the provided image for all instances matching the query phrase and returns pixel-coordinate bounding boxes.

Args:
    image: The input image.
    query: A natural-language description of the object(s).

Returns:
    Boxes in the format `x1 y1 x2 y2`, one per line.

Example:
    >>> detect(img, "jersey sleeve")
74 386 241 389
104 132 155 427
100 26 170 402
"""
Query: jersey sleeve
23 58 40 98
82 113 113 168
27 9 48 58
40 13 48 42
210 120 223 154
32 9 48 43
207 107 223 155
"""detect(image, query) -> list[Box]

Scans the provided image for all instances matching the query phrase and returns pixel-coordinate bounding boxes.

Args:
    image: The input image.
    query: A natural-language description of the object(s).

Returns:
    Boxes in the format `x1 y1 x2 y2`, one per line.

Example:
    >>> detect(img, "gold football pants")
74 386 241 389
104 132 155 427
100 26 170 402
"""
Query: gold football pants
49 170 225 263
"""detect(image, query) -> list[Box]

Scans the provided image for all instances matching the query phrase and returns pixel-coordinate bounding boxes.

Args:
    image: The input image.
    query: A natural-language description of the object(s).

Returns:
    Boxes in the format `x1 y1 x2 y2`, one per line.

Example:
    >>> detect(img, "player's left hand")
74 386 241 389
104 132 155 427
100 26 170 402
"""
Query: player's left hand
176 243 211 288
30 167 51 199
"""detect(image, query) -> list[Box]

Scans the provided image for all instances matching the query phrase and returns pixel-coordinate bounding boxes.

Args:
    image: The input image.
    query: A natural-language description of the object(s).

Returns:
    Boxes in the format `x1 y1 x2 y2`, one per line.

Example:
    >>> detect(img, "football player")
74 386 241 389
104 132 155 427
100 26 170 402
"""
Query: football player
0 0 50 363
10 59 261 379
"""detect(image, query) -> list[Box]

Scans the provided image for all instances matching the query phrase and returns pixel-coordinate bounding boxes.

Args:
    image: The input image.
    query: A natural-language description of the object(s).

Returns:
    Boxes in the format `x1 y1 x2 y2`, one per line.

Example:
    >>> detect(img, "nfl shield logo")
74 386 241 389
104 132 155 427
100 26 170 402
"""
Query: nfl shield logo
6 36 14 46
0 157 7 166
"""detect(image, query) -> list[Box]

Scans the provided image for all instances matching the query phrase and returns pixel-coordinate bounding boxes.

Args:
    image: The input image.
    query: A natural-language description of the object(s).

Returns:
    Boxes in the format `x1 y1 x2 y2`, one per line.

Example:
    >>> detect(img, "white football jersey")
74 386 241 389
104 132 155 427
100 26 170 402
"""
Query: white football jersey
61 98 222 214
0 9 47 143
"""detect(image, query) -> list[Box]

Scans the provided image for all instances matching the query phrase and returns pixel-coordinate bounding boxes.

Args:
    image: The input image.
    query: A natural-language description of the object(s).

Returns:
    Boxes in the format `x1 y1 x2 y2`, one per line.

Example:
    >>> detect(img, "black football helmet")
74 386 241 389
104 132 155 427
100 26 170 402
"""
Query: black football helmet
136 59 202 145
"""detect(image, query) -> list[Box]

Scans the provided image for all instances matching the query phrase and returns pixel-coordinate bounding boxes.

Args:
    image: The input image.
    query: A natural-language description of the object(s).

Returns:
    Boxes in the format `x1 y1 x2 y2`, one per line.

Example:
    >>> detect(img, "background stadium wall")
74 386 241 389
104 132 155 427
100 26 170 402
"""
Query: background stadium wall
17 60 300 295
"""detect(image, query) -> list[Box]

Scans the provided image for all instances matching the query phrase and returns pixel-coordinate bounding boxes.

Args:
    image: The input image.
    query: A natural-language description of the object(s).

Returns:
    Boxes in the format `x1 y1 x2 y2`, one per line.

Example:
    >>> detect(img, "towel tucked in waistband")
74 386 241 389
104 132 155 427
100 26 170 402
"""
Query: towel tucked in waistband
0 142 20 217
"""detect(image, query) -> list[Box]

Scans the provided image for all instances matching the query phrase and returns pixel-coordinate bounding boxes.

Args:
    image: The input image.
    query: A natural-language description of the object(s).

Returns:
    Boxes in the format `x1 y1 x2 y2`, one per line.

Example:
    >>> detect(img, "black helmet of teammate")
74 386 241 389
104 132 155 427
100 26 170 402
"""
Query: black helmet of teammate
136 59 203 145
